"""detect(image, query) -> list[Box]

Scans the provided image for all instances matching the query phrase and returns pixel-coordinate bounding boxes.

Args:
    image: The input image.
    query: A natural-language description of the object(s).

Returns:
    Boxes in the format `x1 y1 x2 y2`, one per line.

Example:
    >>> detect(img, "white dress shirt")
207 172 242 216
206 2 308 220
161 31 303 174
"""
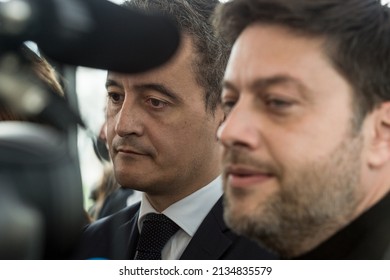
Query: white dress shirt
137 175 223 260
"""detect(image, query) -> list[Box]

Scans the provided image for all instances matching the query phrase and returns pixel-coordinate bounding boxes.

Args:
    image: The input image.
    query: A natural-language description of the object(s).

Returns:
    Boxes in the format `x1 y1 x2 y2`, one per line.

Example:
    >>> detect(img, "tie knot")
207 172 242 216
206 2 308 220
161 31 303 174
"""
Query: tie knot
135 213 180 260
144 213 176 224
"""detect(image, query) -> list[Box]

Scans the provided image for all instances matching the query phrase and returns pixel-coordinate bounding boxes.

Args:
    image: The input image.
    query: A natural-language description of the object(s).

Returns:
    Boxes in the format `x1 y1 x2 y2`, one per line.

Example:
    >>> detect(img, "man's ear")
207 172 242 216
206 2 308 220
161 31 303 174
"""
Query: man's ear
368 102 390 168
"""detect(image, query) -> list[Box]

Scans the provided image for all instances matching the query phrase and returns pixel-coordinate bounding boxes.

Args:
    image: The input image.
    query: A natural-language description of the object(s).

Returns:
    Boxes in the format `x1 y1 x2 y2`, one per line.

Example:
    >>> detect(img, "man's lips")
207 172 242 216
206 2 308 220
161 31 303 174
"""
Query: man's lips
225 165 274 188
116 148 148 156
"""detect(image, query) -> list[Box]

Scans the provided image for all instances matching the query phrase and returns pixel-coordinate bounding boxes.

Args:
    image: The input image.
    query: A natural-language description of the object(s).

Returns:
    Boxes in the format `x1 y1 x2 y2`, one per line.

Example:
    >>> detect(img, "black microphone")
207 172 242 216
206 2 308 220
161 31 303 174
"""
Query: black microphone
0 0 180 73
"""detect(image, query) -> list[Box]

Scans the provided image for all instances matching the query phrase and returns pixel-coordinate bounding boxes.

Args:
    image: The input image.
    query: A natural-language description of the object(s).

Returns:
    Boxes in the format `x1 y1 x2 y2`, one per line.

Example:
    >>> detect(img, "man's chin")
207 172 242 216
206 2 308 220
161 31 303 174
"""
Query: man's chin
223 194 274 237
224 198 255 231
115 173 146 189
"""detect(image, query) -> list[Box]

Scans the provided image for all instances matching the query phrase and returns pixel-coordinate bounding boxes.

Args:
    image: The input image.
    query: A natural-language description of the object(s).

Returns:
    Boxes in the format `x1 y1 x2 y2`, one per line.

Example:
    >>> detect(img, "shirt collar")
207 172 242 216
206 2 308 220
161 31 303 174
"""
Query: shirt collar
138 175 223 236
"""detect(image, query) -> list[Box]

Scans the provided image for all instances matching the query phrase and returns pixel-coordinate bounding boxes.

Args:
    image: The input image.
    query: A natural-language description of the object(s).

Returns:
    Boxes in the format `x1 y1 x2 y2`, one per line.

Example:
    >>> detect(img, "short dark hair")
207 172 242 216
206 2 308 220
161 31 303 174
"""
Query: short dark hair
123 0 229 112
214 0 390 125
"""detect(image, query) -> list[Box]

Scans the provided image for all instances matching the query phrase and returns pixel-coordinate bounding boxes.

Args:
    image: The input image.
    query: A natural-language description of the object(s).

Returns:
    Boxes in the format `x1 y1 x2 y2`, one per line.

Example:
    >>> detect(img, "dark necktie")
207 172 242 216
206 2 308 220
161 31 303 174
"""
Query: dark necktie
134 213 180 260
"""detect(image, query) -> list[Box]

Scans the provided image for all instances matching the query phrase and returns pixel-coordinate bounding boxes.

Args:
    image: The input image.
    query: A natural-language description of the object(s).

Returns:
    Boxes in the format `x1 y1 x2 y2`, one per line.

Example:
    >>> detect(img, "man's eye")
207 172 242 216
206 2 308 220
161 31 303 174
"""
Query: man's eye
146 98 167 109
265 98 292 109
221 100 237 114
108 92 123 103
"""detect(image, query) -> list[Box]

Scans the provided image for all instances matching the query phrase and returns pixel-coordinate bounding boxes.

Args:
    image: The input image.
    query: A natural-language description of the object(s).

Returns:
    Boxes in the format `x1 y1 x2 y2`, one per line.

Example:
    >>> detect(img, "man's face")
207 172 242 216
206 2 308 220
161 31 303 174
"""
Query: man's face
218 25 365 256
106 37 223 206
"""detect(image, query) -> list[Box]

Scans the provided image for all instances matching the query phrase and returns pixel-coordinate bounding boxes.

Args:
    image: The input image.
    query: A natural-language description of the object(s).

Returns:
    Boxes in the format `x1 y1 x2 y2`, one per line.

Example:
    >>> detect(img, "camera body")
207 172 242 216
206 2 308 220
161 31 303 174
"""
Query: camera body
0 122 85 259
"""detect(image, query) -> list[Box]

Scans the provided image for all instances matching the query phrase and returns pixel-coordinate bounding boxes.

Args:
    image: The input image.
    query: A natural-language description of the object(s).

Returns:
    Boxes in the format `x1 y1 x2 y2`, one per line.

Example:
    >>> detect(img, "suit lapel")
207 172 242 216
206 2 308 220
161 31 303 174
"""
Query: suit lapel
121 213 140 259
180 197 233 259
111 203 140 259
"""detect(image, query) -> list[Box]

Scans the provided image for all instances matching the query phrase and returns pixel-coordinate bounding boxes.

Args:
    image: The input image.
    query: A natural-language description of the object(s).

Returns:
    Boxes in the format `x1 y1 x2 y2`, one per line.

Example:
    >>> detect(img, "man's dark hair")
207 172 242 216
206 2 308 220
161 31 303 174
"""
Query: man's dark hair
124 0 229 113
214 0 390 126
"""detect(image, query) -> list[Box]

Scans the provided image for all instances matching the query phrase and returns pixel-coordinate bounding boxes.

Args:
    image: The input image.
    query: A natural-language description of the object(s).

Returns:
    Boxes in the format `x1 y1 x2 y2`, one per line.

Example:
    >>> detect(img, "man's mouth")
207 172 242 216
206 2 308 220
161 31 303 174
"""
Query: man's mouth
225 165 274 188
116 147 148 157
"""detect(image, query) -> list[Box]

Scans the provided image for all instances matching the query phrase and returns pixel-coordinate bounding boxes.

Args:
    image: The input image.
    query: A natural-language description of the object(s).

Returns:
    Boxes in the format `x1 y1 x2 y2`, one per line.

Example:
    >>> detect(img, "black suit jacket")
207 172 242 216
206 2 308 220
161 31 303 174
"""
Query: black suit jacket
73 197 276 260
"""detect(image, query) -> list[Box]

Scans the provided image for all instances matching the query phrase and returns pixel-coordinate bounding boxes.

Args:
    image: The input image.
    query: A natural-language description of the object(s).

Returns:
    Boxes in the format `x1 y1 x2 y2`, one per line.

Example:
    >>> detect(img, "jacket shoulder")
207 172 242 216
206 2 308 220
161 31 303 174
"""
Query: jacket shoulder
71 202 140 259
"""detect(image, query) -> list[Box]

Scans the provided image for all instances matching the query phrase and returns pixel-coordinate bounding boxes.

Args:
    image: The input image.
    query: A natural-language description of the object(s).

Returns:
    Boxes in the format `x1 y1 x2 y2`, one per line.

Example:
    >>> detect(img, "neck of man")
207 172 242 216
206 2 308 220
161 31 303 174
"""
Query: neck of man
146 162 221 212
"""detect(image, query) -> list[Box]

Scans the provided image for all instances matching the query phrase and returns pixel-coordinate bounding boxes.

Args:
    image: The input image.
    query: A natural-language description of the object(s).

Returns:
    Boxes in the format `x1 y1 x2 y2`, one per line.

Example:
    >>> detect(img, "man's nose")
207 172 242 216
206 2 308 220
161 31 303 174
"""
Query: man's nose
114 98 144 137
218 99 261 150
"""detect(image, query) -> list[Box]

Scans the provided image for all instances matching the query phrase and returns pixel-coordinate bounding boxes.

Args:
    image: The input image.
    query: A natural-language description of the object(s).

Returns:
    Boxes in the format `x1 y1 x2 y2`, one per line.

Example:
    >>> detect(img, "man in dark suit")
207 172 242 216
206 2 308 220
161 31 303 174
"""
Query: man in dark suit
75 198 273 259
73 0 275 260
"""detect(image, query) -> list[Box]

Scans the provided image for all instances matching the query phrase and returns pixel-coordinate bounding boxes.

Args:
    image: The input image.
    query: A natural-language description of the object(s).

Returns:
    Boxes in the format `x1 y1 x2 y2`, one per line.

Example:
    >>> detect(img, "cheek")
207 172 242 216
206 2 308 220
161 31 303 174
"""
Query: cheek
155 122 207 160
266 118 350 167
168 124 196 150
105 120 117 147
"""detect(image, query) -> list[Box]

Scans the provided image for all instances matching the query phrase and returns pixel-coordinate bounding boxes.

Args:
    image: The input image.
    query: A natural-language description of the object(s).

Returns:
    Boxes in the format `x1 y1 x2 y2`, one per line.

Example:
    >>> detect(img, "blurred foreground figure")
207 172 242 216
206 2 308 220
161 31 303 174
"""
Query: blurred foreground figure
0 45 85 259
214 0 390 259
0 45 64 121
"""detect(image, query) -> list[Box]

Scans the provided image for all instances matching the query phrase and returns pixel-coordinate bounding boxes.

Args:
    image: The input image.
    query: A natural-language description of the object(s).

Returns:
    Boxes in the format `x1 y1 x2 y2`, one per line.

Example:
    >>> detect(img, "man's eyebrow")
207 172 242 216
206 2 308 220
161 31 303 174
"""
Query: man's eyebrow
134 83 183 103
222 75 308 100
105 80 183 103
105 79 123 90
222 76 303 92
250 75 305 91
222 80 239 93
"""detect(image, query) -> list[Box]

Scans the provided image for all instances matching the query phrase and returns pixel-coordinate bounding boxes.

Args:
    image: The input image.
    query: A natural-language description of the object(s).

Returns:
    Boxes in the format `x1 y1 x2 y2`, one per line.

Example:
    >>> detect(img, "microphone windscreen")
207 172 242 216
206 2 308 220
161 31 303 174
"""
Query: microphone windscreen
34 0 180 73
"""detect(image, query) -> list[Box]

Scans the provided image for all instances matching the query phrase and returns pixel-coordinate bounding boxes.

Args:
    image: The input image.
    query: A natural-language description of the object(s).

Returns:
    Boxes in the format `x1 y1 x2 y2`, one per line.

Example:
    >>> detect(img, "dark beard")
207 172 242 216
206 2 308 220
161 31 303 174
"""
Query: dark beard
223 134 363 258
